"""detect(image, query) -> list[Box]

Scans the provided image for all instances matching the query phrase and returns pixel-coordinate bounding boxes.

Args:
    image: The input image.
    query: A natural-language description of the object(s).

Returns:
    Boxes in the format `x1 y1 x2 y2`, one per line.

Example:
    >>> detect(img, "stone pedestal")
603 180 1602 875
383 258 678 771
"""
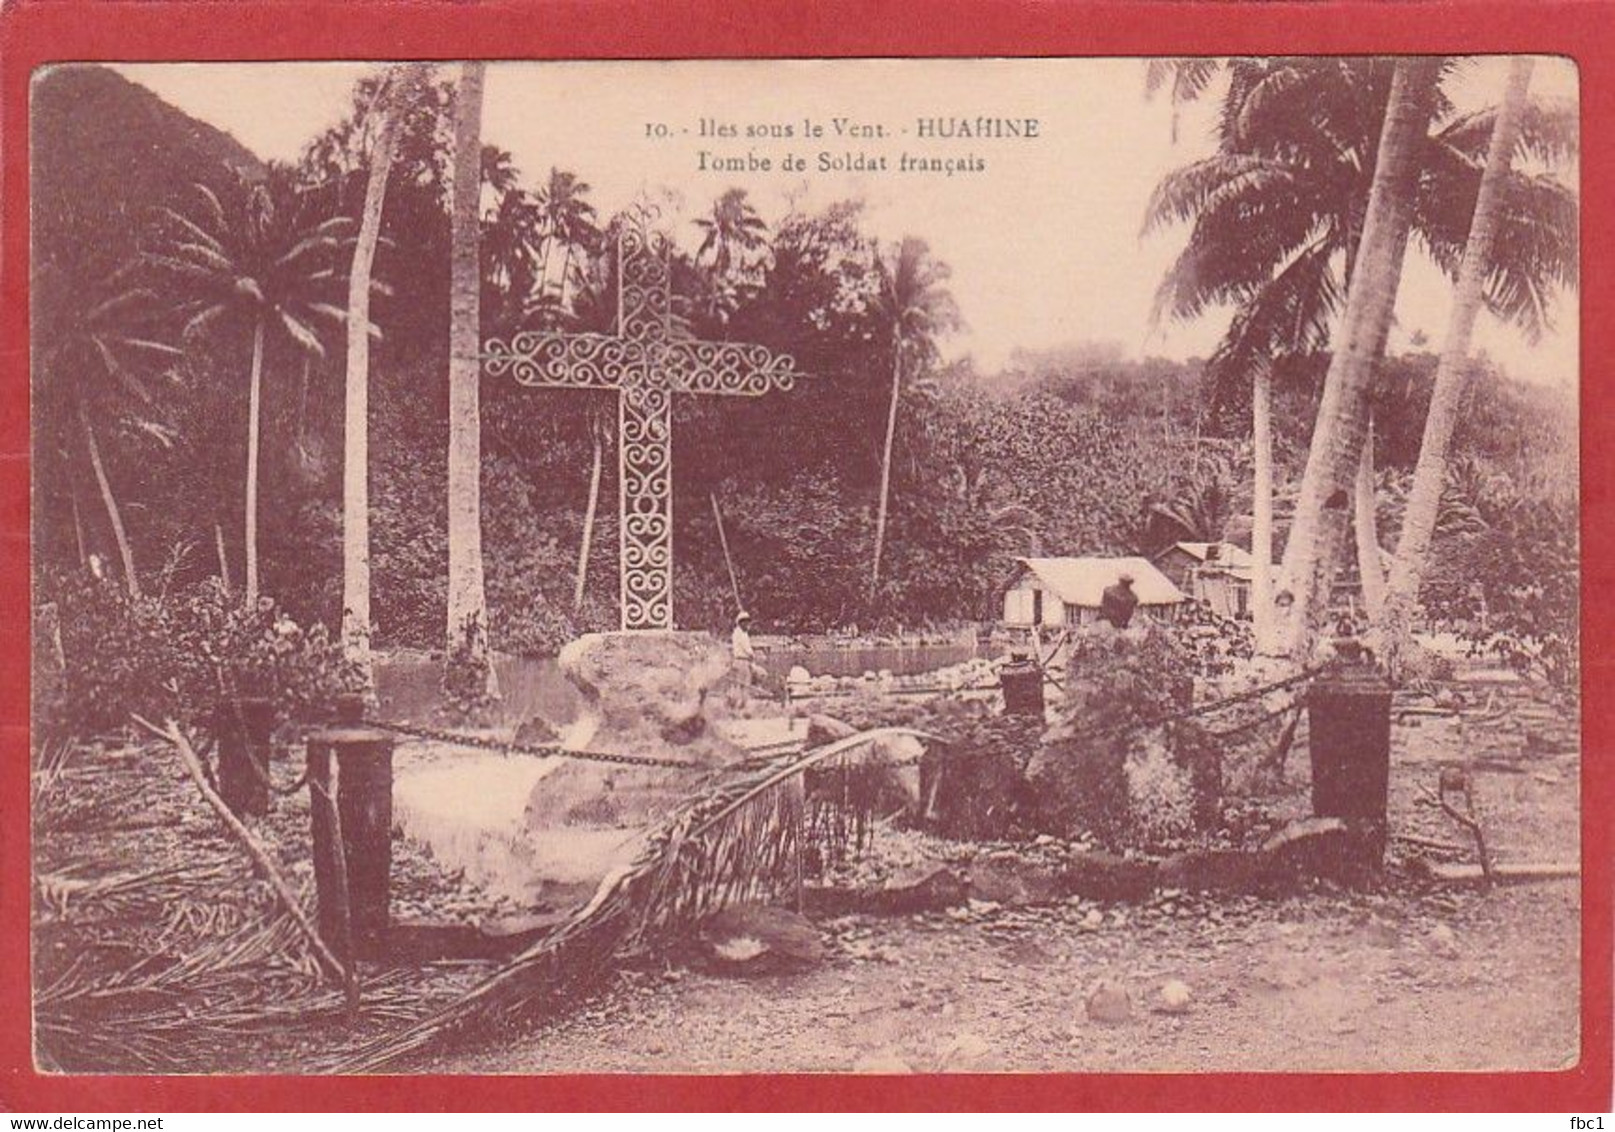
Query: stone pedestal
521 631 749 900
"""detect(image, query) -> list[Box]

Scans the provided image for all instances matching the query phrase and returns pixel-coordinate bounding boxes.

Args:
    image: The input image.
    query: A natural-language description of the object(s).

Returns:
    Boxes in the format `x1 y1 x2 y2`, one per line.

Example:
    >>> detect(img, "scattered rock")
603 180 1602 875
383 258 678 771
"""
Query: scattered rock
1085 979 1133 1025
1254 954 1320 991
870 861 969 915
511 714 561 748
699 903 825 975
1427 922 1460 958
1155 980 1193 1014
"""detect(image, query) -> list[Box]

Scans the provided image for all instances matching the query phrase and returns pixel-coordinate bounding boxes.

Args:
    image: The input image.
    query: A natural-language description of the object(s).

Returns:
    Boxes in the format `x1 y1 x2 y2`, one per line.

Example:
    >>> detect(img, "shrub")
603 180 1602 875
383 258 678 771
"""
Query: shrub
41 570 364 736
1171 601 1256 678
1027 625 1197 849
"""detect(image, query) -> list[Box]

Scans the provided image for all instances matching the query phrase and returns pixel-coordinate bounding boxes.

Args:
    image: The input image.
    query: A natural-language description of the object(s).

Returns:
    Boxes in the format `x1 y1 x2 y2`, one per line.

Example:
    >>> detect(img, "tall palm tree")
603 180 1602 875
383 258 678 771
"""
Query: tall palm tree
149 172 351 605
695 188 768 279
1278 58 1443 656
1382 59 1542 664
1145 56 1577 651
868 237 958 601
482 187 545 325
535 168 598 304
341 62 427 674
34 264 182 596
560 246 619 615
446 61 496 697
1149 454 1250 548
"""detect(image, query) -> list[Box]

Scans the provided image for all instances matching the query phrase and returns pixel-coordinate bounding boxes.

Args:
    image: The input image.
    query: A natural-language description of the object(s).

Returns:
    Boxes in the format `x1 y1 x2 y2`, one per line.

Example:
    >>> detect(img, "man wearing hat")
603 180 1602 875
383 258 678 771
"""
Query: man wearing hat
731 610 760 687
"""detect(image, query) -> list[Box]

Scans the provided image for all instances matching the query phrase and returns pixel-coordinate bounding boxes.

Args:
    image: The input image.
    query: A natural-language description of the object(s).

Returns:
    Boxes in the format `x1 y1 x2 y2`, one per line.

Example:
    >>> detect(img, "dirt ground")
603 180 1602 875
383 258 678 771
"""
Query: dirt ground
423 877 1580 1075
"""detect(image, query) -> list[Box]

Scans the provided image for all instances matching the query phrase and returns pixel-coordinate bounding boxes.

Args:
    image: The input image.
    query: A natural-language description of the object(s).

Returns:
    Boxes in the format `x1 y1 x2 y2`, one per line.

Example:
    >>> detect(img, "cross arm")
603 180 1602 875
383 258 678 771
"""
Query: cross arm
481 330 637 389
659 339 799 396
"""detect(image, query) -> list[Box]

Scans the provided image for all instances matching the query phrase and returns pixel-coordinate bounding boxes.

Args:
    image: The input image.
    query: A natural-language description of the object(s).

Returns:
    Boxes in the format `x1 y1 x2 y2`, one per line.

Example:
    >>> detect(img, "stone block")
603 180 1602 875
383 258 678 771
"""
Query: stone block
1060 850 1157 903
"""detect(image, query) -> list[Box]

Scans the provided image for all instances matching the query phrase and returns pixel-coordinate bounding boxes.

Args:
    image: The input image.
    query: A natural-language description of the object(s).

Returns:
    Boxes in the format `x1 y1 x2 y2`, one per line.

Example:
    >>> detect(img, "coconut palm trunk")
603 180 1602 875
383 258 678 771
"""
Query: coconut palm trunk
244 316 267 605
446 60 496 696
869 339 903 602
574 408 604 614
69 483 88 569
214 520 232 593
1354 421 1387 619
1279 57 1441 658
342 63 417 674
78 399 139 597
538 234 556 301
1382 58 1536 663
1250 362 1275 651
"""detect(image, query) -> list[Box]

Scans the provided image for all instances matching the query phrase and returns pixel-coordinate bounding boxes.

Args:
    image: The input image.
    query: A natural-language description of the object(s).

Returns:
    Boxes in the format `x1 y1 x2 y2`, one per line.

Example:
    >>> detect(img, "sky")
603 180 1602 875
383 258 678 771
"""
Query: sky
110 57 1579 386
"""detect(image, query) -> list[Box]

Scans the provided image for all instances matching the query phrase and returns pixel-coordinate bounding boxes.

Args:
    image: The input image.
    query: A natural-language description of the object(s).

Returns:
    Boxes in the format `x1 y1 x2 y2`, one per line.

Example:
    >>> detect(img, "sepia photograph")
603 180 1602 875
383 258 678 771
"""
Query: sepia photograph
27 53 1584 1080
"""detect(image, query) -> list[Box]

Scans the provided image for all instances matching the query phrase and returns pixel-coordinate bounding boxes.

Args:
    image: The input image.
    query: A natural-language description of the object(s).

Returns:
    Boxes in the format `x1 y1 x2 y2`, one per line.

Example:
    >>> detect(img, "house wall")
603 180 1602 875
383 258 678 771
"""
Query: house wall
1003 574 1065 627
1199 573 1236 618
1154 548 1198 591
1068 601 1178 626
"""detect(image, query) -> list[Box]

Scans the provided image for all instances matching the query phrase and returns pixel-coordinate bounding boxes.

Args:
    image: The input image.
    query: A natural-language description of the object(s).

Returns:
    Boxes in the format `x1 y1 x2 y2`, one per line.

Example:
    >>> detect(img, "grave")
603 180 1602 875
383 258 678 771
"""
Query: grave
394 202 804 914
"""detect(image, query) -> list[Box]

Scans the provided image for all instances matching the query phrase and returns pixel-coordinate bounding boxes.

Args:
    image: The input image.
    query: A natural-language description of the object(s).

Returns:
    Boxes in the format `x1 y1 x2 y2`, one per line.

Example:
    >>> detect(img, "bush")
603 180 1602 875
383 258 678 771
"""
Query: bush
1027 625 1198 850
42 570 365 736
1171 601 1255 678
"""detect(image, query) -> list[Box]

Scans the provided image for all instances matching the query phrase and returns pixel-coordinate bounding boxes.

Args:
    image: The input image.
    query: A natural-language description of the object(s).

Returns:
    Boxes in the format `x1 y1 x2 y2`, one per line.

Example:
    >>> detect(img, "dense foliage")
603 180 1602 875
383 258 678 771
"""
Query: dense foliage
37 571 364 737
31 65 1579 705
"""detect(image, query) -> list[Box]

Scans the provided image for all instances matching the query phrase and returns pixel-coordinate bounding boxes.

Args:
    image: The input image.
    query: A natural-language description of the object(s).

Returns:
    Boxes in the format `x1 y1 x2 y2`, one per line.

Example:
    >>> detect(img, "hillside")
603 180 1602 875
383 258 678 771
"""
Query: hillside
30 64 265 278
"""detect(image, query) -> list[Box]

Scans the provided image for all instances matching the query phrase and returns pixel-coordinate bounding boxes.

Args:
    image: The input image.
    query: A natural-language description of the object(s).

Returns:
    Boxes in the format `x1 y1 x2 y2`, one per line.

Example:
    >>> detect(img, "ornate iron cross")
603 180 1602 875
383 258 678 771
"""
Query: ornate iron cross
482 204 799 631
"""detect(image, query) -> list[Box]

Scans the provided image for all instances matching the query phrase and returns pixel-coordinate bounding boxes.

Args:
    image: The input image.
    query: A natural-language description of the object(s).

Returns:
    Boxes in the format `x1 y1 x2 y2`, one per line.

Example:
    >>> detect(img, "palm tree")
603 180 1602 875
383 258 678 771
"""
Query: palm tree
548 238 620 615
1148 454 1249 548
446 61 496 697
482 187 545 326
341 62 427 674
1144 56 1577 651
1278 58 1443 656
34 264 182 596
868 237 959 601
149 172 351 605
535 168 598 304
1382 59 1541 664
695 188 768 279
480 145 519 198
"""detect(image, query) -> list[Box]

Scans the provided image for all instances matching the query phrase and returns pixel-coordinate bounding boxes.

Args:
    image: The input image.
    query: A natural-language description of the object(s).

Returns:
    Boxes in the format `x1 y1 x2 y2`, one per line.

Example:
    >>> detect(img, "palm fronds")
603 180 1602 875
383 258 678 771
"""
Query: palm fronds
329 727 930 1073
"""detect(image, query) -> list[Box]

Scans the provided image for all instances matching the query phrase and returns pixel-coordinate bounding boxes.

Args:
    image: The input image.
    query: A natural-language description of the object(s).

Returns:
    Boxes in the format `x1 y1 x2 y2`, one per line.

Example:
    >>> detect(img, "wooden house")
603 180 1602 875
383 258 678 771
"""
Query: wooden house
1001 557 1186 628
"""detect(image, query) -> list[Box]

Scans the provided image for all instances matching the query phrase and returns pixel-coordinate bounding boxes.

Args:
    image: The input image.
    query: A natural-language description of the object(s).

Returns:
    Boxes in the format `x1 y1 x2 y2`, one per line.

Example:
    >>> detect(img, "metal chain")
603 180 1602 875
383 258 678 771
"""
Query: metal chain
360 717 706 770
1075 665 1325 747
356 666 1323 775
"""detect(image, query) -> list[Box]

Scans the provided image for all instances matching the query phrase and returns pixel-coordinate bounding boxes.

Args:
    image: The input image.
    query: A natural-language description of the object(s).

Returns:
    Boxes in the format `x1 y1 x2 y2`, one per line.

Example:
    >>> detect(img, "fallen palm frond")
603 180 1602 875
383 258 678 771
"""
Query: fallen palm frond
328 726 932 1073
132 714 350 981
32 718 377 1073
35 914 419 1073
34 860 229 925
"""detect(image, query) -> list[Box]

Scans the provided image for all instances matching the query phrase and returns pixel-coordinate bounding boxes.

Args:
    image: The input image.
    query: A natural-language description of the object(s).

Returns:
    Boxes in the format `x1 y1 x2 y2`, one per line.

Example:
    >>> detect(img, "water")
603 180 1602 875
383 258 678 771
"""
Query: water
372 638 992 726
372 652 580 728
758 641 988 680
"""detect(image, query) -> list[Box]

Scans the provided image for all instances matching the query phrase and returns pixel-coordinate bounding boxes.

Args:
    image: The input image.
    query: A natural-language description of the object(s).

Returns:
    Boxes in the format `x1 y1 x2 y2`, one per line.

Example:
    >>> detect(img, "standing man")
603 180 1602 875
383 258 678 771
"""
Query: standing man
1099 573 1140 629
731 610 760 688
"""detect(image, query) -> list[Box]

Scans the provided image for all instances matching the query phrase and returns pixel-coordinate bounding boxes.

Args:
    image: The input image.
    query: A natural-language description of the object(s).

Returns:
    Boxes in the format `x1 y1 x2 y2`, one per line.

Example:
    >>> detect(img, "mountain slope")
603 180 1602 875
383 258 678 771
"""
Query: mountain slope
31 63 266 278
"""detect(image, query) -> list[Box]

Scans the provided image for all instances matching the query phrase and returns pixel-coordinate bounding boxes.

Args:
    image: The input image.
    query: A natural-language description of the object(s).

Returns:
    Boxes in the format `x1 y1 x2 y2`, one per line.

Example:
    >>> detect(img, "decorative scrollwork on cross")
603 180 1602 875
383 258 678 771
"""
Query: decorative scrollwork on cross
480 201 800 631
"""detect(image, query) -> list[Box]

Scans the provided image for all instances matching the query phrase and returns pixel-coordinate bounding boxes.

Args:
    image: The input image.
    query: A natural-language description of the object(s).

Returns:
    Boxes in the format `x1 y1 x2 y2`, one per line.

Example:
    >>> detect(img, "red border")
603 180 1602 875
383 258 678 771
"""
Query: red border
1 0 1610 1112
